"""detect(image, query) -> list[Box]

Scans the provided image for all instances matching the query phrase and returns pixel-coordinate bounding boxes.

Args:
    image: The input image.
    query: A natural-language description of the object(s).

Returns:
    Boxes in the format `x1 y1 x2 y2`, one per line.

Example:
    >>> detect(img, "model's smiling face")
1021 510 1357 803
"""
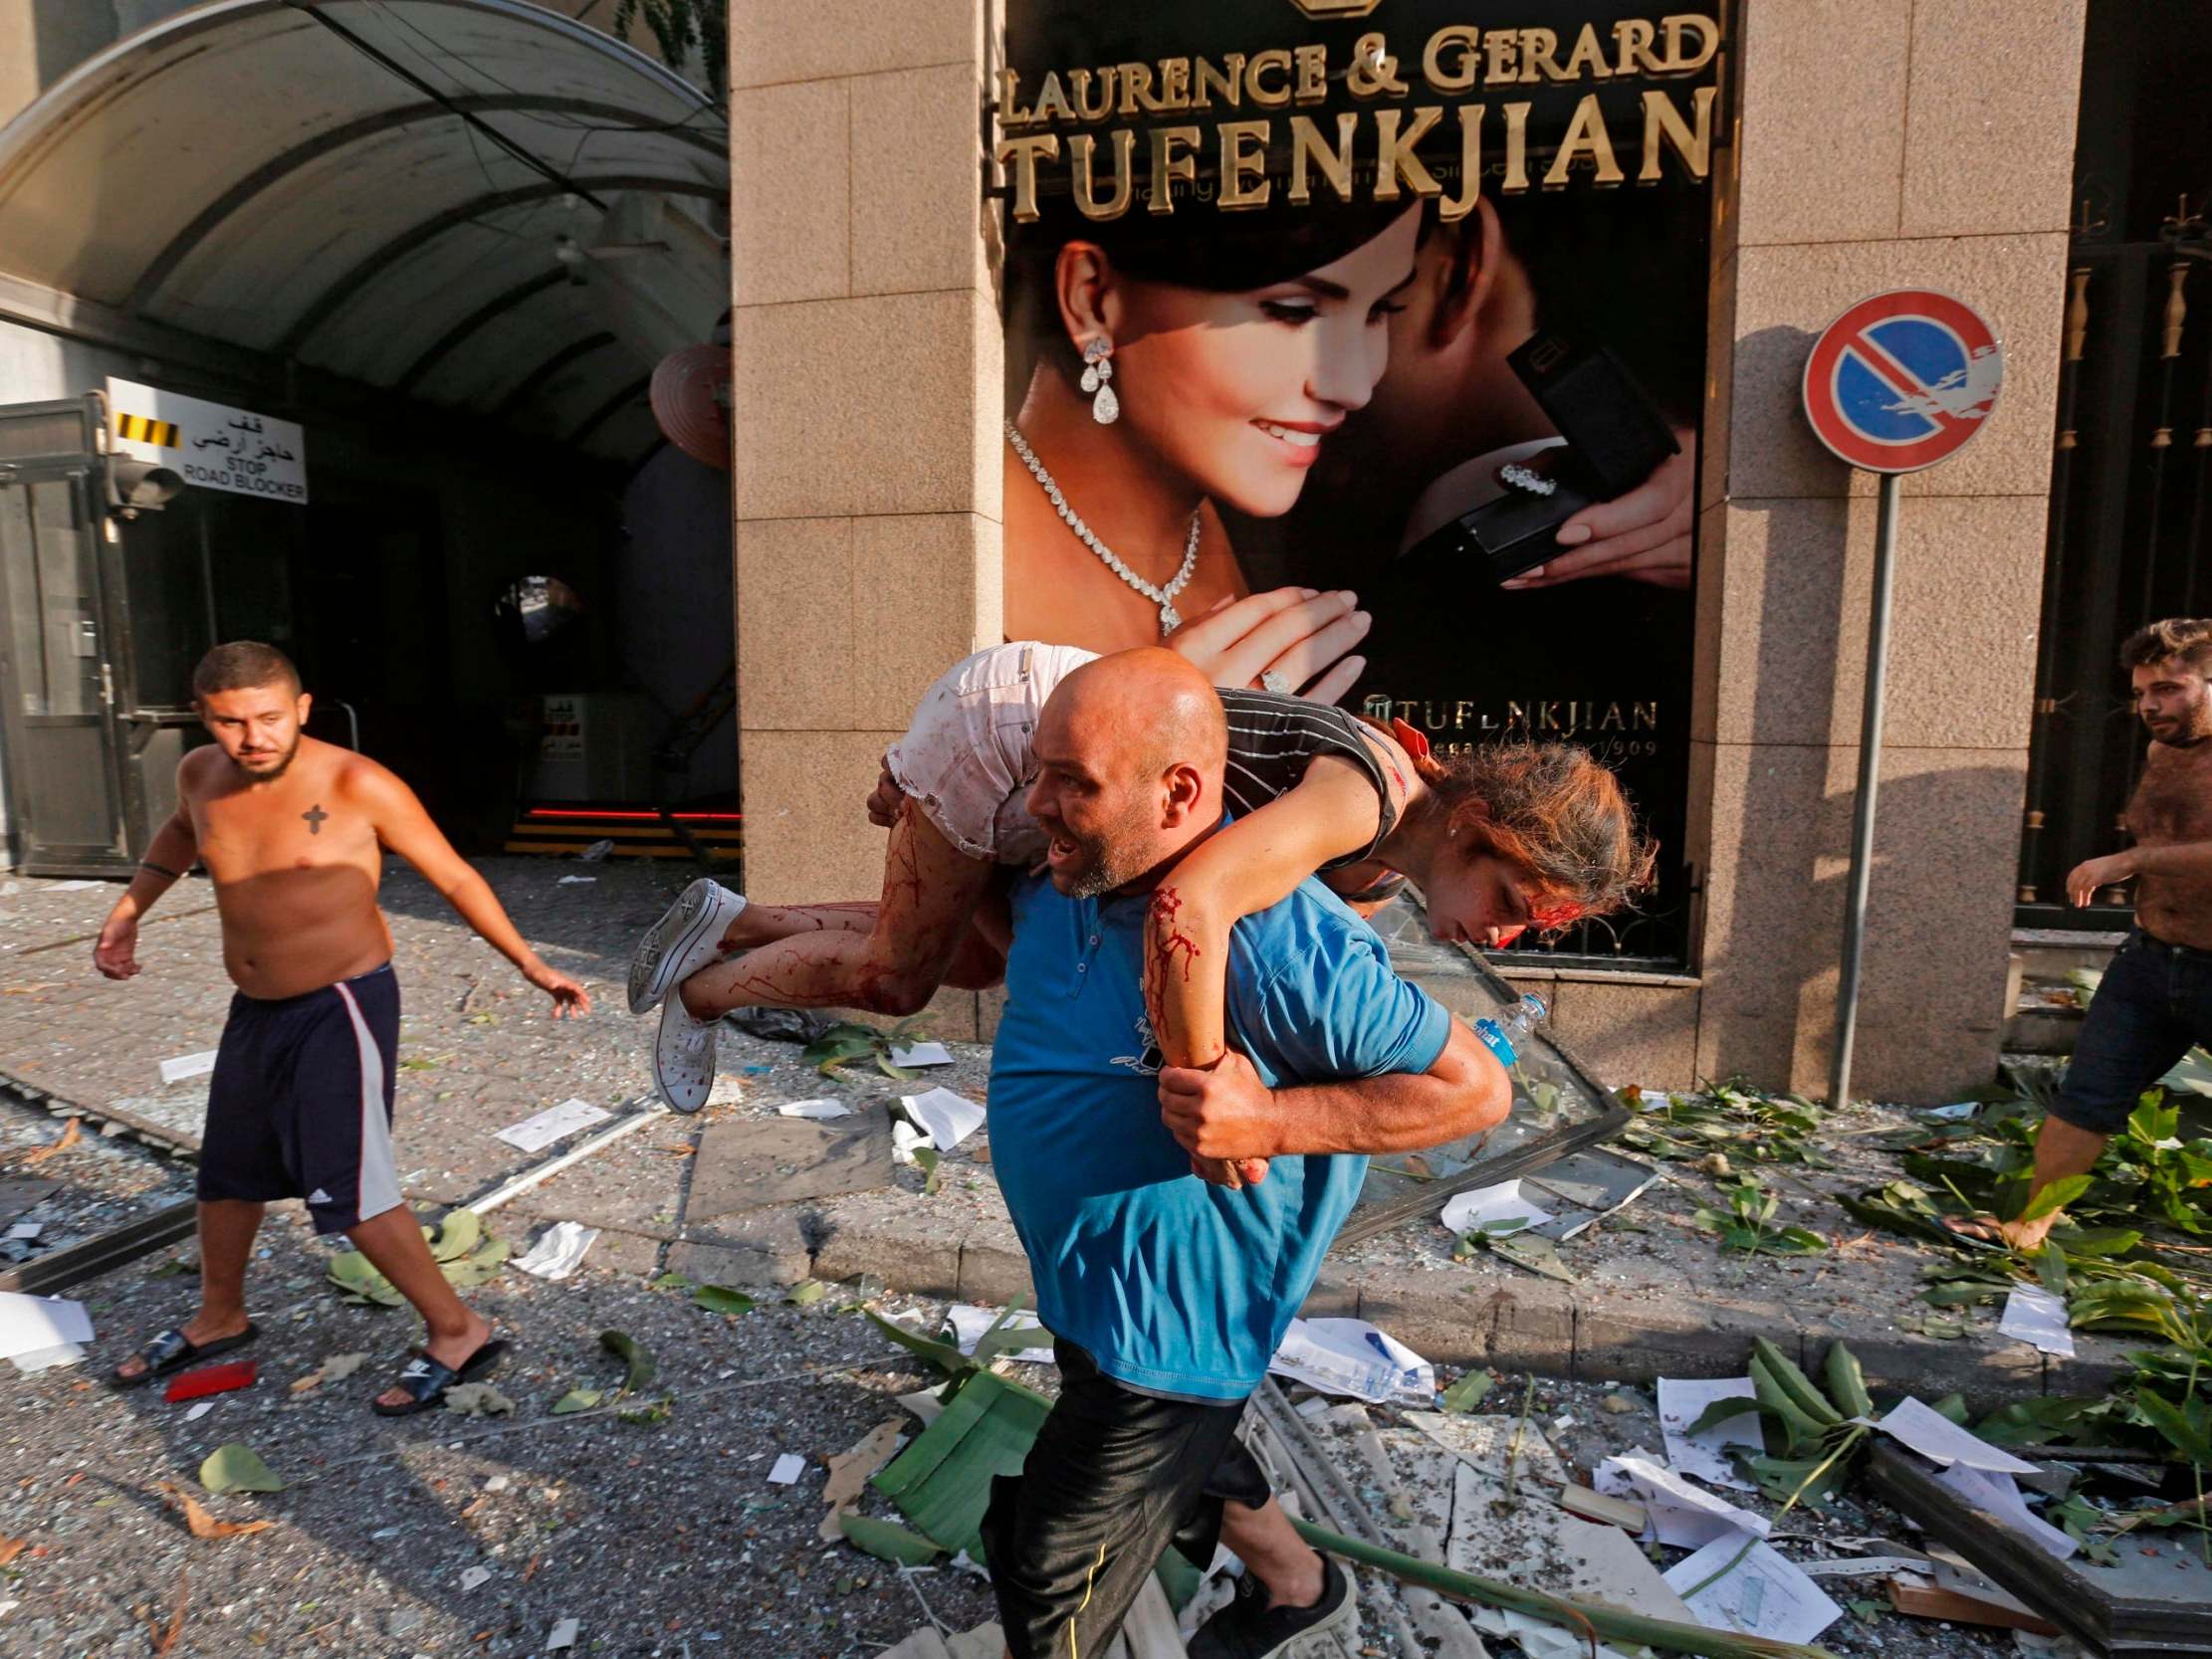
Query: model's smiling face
1103 206 1423 518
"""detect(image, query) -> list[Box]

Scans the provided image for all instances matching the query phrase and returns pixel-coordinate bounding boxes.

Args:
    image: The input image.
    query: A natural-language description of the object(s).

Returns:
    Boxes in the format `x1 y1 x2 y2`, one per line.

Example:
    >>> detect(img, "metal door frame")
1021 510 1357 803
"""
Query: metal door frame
0 397 131 874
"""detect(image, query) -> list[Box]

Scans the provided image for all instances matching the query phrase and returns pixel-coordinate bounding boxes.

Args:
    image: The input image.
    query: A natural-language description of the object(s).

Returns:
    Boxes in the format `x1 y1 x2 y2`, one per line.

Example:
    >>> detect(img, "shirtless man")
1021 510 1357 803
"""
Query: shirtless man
96 642 590 1413
1973 619 2212 1250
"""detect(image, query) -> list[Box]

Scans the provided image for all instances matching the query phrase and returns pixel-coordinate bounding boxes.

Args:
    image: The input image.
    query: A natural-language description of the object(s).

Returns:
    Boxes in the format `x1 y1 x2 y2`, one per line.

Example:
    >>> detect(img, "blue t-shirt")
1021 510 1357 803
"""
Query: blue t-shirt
988 868 1452 1400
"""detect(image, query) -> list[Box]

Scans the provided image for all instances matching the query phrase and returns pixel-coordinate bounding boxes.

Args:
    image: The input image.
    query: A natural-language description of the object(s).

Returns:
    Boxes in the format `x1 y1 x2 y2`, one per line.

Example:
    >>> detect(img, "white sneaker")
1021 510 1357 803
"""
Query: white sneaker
628 878 748 1015
654 995 719 1114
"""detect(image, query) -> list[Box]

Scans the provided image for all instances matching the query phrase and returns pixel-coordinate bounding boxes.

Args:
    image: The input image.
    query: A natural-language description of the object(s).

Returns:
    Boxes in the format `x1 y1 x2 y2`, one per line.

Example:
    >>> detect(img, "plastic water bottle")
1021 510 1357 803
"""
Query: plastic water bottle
1473 993 1546 1068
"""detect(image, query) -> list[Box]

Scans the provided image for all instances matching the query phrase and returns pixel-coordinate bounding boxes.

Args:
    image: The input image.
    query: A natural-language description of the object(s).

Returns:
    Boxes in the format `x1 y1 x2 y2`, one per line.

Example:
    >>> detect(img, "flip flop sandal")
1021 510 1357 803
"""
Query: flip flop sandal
111 1322 259 1388
371 1337 510 1418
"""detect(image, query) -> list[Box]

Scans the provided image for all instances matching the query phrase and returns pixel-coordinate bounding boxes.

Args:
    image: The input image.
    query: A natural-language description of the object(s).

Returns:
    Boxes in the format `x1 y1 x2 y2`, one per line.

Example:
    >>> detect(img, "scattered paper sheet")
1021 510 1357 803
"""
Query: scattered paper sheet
5 1223 41 1241
555 875 596 885
461 1566 493 1591
9 1343 84 1373
1268 1317 1435 1405
2000 1286 2076 1357
1438 1179 1553 1236
1935 1462 2079 1560
1658 1375 1762 1491
898 1087 986 1151
777 1099 855 1120
945 1305 1055 1365
184 1401 214 1422
1923 1102 1979 1121
511 1221 599 1281
890 1042 955 1068
494 1098 614 1153
158 1050 220 1085
705 1074 746 1108
1663 1537 1843 1645
0 1291 94 1361
768 1452 807 1485
548 1617 579 1650
1595 1452 1771 1550
1875 1398 2040 1475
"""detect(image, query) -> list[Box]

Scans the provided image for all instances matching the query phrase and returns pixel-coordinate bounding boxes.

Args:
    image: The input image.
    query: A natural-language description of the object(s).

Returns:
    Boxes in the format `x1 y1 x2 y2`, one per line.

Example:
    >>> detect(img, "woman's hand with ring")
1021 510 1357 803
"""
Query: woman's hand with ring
1167 587 1372 705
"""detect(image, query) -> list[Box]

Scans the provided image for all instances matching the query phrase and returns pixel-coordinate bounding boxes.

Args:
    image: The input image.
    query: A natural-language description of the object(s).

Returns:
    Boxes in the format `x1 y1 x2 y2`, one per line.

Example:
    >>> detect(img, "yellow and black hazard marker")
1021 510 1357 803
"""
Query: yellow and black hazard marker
114 412 179 448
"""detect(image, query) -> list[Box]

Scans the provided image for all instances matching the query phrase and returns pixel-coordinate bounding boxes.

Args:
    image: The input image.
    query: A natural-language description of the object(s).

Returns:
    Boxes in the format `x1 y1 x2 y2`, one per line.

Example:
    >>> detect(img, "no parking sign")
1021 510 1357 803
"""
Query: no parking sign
1801 290 2004 474
1800 287 2004 1112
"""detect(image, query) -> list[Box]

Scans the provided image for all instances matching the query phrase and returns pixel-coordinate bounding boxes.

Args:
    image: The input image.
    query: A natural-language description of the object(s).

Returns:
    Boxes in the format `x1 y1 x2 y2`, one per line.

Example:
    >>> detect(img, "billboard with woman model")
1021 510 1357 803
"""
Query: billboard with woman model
995 0 1718 961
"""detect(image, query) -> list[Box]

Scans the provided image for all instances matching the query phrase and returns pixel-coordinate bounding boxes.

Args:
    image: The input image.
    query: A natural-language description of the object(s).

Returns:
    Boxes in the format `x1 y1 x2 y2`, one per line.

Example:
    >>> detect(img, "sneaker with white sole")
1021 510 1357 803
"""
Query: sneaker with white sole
1186 1558 1356 1659
653 995 720 1114
628 878 749 1015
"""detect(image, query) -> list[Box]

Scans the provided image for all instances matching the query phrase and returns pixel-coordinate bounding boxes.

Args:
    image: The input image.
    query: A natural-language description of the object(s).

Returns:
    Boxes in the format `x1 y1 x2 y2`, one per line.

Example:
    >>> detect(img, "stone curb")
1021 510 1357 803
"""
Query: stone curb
798 1203 2134 1416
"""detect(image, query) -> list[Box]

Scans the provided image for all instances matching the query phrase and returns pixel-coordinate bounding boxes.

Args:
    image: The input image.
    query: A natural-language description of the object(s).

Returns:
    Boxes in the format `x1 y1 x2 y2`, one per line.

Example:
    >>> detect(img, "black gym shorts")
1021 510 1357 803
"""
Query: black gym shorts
981 1340 1272 1659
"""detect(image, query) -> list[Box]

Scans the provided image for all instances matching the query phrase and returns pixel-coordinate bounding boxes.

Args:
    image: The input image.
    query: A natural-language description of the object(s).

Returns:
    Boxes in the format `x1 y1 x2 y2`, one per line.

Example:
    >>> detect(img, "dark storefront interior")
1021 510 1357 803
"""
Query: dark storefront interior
2017 0 2212 926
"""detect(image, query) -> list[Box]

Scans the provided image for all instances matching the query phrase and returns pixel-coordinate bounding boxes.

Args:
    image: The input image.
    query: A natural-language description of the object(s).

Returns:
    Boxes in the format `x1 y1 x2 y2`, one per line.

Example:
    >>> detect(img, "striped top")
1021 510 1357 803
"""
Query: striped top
1217 690 1398 870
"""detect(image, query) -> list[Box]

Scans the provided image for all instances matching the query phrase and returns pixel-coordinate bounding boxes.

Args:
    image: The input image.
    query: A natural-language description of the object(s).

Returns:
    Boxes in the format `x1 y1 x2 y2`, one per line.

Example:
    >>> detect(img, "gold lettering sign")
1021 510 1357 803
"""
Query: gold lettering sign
993 13 1722 222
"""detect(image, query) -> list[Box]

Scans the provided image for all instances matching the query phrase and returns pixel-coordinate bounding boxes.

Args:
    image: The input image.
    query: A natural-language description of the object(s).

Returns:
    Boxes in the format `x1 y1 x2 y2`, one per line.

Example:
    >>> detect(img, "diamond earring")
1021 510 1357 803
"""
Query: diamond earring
1079 337 1119 425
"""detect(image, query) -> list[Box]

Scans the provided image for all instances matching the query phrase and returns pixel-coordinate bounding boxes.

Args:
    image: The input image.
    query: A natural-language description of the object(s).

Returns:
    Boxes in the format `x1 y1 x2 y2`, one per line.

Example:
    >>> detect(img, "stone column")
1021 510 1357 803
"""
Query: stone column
728 0 1002 921
1690 0 2088 1101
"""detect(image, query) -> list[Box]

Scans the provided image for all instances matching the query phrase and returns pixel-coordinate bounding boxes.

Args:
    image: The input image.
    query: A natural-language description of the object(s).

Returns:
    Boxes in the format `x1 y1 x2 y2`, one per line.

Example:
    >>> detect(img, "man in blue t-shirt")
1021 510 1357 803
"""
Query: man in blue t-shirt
978 649 1511 1659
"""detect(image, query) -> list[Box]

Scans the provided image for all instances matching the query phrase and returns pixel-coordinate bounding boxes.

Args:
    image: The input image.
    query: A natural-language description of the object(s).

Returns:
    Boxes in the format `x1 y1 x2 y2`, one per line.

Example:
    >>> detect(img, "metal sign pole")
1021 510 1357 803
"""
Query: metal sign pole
1829 470 1902 1109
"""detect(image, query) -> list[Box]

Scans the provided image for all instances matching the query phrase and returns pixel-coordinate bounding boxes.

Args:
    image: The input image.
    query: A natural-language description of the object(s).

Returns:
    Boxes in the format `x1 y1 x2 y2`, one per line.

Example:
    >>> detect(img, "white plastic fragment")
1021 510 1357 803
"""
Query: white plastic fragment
768 1452 806 1485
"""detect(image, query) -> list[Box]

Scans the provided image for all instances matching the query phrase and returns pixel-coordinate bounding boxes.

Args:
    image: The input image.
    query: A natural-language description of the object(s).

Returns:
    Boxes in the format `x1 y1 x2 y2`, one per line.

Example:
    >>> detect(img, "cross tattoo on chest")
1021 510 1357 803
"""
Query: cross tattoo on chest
302 803 329 835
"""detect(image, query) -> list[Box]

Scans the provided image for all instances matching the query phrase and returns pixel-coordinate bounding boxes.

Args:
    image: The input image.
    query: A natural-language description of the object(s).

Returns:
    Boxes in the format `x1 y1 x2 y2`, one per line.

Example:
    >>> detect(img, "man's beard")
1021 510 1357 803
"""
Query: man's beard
232 739 300 780
1045 808 1154 899
2146 702 2212 746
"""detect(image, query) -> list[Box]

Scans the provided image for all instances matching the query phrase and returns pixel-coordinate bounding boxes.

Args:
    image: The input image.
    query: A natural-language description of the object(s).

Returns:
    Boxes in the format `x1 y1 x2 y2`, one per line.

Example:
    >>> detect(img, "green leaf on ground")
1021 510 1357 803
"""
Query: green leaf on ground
617 1396 674 1425
693 1285 756 1318
863 1309 974 1378
785 1280 828 1306
200 1443 286 1495
2019 1175 2094 1224
838 1512 945 1566
427 1209 483 1263
1681 1393 1759 1438
599 1330 657 1398
552 1388 603 1415
652 1271 694 1292
1439 1370 1494 1414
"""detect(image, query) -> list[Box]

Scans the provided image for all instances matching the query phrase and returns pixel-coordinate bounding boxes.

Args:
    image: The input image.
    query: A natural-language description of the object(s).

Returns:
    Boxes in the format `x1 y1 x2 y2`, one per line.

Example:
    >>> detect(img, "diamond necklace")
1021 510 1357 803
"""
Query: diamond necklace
1005 420 1200 635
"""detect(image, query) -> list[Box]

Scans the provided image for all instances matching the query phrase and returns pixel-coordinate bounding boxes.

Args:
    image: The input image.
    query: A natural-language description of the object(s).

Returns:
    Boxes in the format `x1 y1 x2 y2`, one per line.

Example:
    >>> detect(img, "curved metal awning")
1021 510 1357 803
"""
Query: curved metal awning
0 0 728 459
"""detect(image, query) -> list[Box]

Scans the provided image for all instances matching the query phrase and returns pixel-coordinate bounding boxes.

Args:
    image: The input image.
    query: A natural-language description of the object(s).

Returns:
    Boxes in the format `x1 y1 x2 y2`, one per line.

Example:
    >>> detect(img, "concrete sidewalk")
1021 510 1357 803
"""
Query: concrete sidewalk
0 863 2128 1409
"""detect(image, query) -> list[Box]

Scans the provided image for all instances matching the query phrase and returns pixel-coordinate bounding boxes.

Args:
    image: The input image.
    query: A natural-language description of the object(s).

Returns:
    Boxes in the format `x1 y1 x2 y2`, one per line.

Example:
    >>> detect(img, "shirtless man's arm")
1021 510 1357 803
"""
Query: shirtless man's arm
343 761 590 1017
94 769 205 980
2068 840 2212 904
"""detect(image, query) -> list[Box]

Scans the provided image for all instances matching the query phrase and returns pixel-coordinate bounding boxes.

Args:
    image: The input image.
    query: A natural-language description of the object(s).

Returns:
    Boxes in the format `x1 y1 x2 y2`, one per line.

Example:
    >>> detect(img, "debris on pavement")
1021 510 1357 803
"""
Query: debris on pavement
1267 1317 1435 1405
894 1087 987 1153
156 1050 219 1085
163 1359 255 1401
1662 1536 1845 1644
1657 1374 1763 1489
511 1219 600 1281
493 1097 613 1153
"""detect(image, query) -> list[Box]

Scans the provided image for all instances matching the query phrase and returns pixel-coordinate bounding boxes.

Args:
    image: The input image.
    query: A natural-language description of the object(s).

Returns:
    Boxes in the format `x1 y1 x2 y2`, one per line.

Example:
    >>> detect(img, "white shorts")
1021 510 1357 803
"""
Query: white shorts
885 643 1098 865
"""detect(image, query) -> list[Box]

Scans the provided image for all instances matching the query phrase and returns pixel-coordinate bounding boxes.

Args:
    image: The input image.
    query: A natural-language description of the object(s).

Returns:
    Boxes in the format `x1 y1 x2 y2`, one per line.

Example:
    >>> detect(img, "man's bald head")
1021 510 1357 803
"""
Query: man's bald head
1025 649 1228 897
1052 648 1226 786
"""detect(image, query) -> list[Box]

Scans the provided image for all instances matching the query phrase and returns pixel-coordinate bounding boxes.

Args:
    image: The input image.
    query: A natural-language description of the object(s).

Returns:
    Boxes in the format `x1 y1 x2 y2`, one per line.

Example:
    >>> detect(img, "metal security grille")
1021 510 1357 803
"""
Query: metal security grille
2018 209 2212 926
